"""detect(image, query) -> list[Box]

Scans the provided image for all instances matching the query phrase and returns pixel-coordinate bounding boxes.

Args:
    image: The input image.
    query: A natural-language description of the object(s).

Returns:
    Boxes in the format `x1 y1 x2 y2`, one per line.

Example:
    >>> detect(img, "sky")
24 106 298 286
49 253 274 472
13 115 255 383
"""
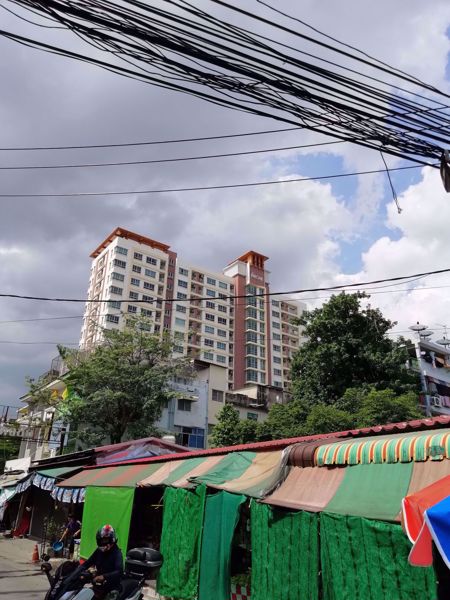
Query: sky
0 0 449 409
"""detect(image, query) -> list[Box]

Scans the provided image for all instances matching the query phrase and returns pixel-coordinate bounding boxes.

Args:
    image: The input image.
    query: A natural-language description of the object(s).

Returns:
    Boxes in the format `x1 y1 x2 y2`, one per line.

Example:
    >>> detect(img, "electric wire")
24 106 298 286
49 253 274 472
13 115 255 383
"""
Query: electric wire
0 163 434 198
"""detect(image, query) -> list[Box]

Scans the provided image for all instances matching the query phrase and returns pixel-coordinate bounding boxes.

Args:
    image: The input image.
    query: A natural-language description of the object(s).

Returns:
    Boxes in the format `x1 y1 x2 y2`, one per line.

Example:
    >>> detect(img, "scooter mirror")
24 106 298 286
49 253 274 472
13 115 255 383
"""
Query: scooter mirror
41 562 52 573
42 554 51 562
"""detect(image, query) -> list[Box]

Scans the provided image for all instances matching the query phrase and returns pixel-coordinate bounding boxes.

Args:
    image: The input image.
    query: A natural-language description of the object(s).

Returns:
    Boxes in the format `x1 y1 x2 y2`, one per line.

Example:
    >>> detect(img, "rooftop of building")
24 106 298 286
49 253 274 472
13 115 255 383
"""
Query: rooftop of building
90 227 171 258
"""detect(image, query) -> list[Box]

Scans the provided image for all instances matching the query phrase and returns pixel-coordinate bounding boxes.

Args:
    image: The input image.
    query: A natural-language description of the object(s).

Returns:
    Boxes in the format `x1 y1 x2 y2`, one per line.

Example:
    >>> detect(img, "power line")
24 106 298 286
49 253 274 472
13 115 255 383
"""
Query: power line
0 340 78 345
0 139 343 171
0 126 301 152
0 315 83 324
2 266 450 304
0 163 434 198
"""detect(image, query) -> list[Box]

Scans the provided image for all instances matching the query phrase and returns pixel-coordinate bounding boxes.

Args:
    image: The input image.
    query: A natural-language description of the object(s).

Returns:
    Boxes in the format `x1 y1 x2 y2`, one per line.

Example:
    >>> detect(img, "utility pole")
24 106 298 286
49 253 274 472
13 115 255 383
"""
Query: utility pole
58 427 67 455
409 322 432 417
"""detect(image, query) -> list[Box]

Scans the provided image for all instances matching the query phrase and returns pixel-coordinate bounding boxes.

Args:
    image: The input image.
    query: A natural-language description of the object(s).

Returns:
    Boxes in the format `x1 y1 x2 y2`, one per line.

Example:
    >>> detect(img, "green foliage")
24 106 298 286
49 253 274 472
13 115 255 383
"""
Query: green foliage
356 388 422 427
0 437 21 473
210 404 242 447
291 292 416 406
59 316 191 444
25 374 59 410
303 405 356 435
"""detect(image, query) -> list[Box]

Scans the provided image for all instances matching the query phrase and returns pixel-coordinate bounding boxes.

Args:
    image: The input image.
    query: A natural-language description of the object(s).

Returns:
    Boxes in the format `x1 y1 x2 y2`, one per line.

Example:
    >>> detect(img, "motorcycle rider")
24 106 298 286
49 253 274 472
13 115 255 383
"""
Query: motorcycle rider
76 524 123 599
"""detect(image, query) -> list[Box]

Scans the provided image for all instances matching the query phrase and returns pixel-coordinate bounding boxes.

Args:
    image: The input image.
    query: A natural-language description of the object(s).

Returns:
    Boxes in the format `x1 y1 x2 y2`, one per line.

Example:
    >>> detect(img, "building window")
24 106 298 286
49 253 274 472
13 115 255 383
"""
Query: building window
205 313 215 322
206 301 215 309
145 269 156 278
113 258 126 269
219 281 227 289
146 257 157 266
175 318 186 327
246 370 258 382
246 331 257 343
247 319 257 331
160 260 166 269
177 292 187 300
218 305 227 313
204 338 214 347
141 308 152 317
174 331 185 340
111 272 125 282
247 412 258 421
174 345 184 353
273 322 280 329
108 300 122 309
179 267 189 276
273 333 281 340
246 307 257 319
246 356 258 369
178 399 191 412
218 292 228 300
143 282 155 291
176 305 187 313
218 317 227 325
206 289 216 297
217 341 226 350
134 252 143 260
274 368 282 376
273 345 281 352
212 389 223 402
246 344 258 356
106 314 120 324
274 381 282 388
109 286 123 295
272 311 280 318
115 246 128 256
205 325 214 334
273 356 282 364
127 305 137 313
178 280 188 288
217 329 227 338
142 294 153 303
217 355 226 364
131 278 140 287
132 265 142 274
272 300 279 306
203 351 214 360
207 277 216 286
129 291 139 300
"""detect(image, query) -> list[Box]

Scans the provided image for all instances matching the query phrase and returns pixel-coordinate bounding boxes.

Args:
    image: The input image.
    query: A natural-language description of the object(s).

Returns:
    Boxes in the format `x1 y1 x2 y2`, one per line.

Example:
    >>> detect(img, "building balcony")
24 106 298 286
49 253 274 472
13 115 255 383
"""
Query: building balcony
225 392 268 411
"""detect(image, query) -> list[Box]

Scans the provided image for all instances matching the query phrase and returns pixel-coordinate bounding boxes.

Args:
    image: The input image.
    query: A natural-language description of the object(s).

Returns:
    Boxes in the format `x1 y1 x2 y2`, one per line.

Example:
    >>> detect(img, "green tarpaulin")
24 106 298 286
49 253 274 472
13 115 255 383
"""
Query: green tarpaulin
325 462 413 521
79 486 134 560
157 485 206 599
320 513 436 600
191 452 256 487
199 491 246 600
251 502 319 600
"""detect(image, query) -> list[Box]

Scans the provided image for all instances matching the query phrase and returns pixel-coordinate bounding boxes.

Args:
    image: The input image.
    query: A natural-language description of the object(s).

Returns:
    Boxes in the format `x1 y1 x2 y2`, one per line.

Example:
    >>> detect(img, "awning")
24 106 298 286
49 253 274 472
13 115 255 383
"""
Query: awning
139 456 216 488
0 472 28 489
315 429 450 466
263 465 346 511
36 466 81 478
59 463 162 488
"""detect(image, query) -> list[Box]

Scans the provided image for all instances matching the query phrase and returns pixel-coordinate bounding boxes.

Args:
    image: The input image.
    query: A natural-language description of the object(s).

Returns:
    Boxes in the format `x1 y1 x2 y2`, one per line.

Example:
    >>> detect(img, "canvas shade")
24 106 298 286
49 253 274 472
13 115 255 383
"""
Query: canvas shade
320 512 436 600
59 463 162 488
251 502 319 600
36 466 81 478
79 486 134 560
325 462 413 521
316 429 450 466
138 456 212 487
263 465 345 511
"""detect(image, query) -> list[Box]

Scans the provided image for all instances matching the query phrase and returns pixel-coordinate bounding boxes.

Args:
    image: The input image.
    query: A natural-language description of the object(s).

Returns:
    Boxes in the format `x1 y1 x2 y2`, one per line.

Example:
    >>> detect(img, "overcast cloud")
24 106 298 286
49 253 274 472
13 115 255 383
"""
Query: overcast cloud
0 0 449 409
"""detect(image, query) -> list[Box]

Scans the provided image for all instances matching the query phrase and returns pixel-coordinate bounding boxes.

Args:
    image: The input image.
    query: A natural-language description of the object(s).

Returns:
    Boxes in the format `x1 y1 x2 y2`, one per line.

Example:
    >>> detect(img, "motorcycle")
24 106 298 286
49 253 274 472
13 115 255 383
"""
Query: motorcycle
41 547 163 600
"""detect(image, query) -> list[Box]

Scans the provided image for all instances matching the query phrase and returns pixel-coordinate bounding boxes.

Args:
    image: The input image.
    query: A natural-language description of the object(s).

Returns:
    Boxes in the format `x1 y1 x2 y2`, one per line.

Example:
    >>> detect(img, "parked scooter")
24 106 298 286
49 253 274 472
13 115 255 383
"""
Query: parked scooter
41 547 163 600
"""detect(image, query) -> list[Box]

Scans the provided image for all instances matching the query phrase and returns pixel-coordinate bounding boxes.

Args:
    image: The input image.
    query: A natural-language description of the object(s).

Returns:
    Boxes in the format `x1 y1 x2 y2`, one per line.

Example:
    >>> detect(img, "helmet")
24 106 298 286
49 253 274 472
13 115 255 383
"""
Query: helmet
96 524 117 547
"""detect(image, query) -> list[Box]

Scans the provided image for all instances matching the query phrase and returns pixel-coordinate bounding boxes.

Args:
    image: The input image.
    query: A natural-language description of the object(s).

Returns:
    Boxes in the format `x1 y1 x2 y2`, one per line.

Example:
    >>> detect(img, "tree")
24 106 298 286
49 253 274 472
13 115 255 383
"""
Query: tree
59 316 191 444
303 405 355 435
356 388 422 427
0 437 20 473
291 292 417 406
210 404 242 447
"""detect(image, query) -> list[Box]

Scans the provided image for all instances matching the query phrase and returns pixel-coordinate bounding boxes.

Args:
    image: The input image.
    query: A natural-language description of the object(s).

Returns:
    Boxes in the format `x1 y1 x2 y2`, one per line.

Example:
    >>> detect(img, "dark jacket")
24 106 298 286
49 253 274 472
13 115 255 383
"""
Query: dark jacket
82 544 123 588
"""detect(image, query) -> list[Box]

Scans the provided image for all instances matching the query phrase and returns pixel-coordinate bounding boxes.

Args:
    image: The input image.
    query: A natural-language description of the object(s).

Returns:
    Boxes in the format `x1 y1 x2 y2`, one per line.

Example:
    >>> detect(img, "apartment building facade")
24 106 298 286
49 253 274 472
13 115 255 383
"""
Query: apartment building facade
80 228 304 393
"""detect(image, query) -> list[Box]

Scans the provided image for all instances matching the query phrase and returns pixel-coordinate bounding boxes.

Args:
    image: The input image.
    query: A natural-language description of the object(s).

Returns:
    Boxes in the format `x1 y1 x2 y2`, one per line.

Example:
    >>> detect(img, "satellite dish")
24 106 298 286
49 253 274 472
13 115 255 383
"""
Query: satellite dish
420 330 434 338
409 322 428 332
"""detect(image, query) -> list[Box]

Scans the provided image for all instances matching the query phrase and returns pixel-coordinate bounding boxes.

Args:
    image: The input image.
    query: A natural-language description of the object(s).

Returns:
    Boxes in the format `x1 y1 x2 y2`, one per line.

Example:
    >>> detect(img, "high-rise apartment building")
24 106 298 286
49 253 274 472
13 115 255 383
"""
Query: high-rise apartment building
80 227 304 392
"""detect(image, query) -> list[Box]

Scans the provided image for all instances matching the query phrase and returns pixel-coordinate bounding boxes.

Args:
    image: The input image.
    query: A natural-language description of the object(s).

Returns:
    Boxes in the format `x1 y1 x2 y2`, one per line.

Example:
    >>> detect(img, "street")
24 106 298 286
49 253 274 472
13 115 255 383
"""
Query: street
0 539 48 599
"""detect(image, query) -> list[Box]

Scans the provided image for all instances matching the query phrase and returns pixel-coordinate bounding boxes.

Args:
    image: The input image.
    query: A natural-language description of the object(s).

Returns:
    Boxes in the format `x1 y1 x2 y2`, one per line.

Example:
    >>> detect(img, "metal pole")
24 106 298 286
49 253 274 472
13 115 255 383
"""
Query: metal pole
59 427 67 455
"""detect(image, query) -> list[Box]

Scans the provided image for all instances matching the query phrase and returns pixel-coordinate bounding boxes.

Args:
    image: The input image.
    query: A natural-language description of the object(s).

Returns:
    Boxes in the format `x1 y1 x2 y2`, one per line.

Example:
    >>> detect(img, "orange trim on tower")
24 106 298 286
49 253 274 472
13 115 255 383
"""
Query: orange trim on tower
90 227 170 258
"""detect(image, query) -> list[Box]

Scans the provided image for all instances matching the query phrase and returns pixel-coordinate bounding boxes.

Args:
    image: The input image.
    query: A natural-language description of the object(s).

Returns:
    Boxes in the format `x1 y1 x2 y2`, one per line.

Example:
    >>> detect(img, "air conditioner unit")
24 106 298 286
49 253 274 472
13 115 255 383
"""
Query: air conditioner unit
431 396 442 408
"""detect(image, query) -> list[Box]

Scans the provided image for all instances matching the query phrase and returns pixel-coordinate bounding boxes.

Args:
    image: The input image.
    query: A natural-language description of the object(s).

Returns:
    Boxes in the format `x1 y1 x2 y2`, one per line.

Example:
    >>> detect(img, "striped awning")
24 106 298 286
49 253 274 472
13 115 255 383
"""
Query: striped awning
315 429 450 466
263 454 450 521
59 463 162 488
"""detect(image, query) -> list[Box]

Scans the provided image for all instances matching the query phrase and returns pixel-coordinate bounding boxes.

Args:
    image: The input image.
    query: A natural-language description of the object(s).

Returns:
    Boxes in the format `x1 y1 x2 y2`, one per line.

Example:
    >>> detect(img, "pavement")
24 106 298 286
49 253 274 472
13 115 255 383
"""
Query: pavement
0 537 159 599
0 537 49 599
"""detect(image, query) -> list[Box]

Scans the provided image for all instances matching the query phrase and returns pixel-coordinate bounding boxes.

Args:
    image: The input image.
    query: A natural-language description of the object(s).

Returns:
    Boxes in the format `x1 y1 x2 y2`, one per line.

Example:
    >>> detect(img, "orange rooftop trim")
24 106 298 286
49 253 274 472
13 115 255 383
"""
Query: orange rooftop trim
90 227 170 258
228 250 269 266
